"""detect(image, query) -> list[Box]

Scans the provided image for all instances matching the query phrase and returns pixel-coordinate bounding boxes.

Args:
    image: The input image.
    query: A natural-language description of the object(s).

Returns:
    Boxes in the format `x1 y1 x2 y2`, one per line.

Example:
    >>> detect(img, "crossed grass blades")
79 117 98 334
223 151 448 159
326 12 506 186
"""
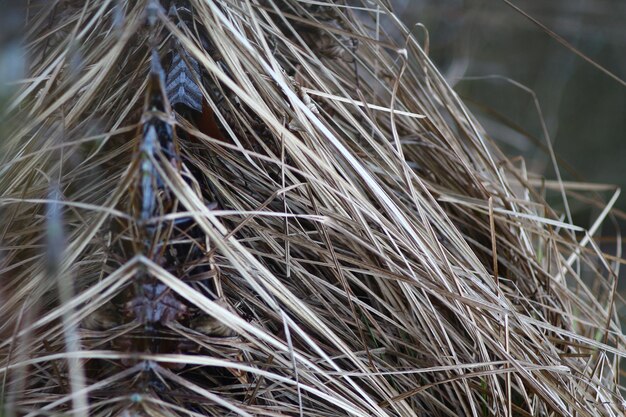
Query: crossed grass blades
1 1 624 416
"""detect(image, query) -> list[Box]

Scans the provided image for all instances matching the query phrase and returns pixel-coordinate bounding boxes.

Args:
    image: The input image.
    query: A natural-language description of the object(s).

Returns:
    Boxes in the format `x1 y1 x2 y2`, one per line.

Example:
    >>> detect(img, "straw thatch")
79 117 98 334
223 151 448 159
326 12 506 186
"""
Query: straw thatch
1 1 624 416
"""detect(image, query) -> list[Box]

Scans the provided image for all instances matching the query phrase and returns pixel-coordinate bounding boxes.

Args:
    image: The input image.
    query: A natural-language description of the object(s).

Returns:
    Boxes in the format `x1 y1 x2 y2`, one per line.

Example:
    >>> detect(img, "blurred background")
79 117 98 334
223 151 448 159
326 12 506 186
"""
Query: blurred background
392 0 625 217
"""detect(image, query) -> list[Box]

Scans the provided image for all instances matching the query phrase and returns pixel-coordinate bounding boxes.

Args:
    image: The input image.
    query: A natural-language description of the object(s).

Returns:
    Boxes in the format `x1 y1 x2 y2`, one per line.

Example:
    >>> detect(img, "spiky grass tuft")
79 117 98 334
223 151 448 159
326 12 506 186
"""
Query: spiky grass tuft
1 1 624 416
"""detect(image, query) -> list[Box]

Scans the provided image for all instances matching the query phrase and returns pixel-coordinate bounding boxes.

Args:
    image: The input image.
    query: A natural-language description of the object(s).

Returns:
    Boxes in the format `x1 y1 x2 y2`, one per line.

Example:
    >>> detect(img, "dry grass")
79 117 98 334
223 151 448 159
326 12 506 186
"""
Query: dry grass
0 1 624 416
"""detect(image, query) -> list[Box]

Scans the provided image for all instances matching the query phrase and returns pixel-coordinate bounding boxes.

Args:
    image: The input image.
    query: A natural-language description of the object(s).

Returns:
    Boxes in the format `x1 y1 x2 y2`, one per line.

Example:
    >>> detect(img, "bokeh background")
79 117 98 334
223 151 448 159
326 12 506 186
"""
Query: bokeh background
393 0 625 214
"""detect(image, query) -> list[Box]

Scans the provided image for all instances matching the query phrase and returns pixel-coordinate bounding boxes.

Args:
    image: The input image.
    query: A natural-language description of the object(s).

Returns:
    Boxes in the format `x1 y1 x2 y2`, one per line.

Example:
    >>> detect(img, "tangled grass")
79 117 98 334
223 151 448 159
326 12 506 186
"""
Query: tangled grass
0 1 624 416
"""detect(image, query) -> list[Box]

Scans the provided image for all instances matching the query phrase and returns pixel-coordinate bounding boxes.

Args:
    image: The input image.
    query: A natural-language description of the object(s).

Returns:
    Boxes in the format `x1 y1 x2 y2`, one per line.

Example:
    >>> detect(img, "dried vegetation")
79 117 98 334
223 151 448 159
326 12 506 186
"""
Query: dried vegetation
0 1 624 416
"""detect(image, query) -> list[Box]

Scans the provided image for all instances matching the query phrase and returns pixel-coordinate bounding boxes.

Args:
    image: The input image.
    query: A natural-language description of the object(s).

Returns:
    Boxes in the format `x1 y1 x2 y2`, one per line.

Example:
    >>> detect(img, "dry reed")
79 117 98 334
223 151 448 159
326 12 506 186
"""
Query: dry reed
0 1 624 416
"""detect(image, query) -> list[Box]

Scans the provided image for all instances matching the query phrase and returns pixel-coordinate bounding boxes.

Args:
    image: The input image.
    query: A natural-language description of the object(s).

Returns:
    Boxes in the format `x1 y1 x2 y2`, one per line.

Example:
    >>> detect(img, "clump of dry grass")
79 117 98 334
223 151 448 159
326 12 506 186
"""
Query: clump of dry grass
1 1 624 416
